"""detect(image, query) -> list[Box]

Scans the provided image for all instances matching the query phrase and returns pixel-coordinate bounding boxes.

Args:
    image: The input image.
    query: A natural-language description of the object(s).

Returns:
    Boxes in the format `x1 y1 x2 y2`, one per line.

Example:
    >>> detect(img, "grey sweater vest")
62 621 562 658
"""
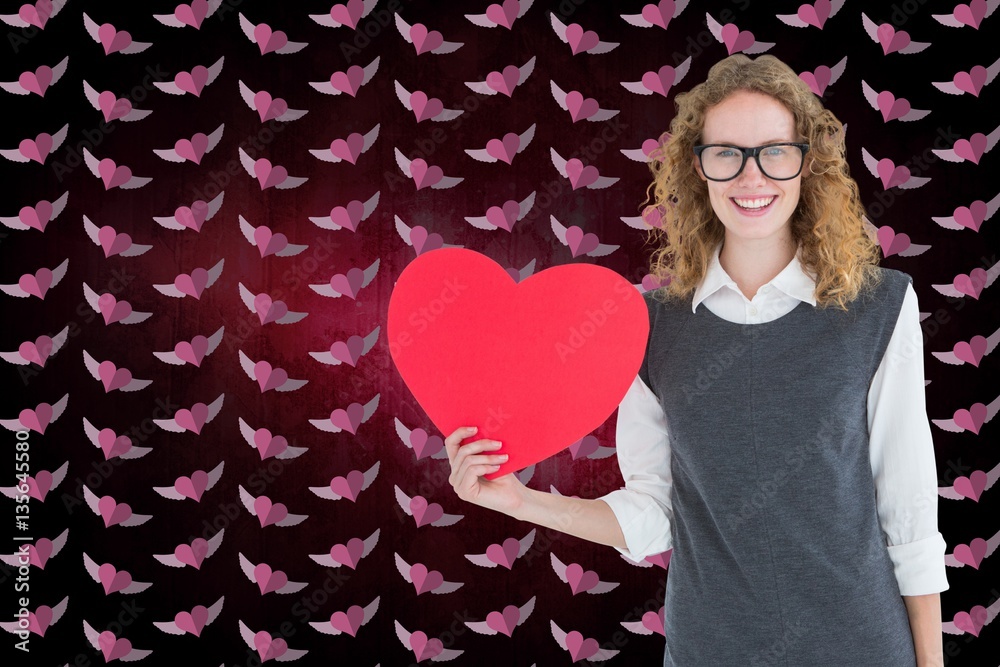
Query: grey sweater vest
639 266 917 667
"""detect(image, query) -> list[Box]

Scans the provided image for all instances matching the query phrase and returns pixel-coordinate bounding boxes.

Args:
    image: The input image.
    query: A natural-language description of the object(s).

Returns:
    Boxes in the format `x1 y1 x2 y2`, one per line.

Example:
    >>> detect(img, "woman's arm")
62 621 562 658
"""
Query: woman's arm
867 282 949 663
509 373 674 558
446 374 672 558
903 593 943 667
508 486 628 549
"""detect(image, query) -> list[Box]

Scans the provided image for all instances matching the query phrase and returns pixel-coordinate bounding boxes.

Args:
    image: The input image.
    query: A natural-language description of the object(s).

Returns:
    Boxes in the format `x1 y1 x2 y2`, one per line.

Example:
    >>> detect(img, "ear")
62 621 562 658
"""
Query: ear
802 153 816 178
693 157 707 182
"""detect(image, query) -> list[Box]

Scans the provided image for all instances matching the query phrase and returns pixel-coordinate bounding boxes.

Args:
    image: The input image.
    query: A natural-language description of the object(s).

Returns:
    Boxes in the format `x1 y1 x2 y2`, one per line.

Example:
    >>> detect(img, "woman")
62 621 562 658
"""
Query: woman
444 54 948 666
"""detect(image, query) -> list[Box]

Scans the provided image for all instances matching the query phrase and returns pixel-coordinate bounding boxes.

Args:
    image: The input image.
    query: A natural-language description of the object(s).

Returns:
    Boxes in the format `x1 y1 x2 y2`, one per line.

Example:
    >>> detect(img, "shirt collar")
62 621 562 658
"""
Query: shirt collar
691 240 818 313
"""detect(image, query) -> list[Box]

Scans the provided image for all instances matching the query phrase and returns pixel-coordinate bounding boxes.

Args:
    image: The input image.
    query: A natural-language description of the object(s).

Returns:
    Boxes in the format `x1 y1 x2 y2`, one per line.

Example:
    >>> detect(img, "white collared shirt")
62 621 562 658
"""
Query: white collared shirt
600 241 950 596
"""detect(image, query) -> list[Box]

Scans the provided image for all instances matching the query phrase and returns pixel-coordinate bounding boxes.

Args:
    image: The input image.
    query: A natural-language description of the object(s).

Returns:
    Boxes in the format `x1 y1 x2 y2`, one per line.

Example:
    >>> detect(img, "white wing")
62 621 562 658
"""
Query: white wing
465 80 497 95
898 40 931 54
83 619 101 649
705 12 724 41
589 39 619 54
238 147 256 175
238 619 256 648
829 56 848 84
550 620 568 648
276 40 308 55
82 350 101 381
860 148 880 177
275 512 308 527
550 215 569 244
394 485 413 515
393 79 413 109
431 512 464 527
860 80 879 110
931 80 964 95
393 146 413 176
361 394 379 422
550 80 569 109
550 552 569 582
81 147 102 177
394 215 413 244
238 350 256 380
274 175 308 190
518 123 536 151
361 56 380 85
549 12 569 40
433 39 463 55
464 552 498 567
518 56 536 84
205 258 224 287
205 123 225 152
549 147 568 177
776 12 809 27
589 579 621 594
466 147 498 163
49 461 69 489
362 123 380 151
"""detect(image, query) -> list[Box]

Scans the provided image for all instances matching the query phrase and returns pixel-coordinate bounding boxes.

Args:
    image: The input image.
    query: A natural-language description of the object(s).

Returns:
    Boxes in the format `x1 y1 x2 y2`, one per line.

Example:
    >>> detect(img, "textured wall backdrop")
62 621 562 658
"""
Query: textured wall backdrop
1 0 997 665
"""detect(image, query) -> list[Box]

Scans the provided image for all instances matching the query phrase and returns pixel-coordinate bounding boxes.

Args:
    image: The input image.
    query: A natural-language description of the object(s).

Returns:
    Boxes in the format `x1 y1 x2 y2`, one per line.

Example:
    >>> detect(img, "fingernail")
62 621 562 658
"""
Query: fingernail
469 426 477 432
499 454 508 460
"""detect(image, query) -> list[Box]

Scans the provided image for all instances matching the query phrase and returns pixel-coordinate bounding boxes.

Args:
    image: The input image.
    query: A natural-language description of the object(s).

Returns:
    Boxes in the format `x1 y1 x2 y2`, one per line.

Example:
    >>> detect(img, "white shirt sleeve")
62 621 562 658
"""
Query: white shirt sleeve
868 281 950 596
598 372 674 562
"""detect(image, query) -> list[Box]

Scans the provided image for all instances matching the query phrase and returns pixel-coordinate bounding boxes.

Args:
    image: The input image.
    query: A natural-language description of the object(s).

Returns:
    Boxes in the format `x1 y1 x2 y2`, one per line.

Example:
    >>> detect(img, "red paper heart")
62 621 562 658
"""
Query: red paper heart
388 248 648 479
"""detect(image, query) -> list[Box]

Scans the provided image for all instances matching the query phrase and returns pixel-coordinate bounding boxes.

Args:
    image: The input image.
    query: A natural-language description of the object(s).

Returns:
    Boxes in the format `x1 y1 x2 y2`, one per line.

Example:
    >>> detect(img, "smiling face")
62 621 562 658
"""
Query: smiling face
694 90 804 246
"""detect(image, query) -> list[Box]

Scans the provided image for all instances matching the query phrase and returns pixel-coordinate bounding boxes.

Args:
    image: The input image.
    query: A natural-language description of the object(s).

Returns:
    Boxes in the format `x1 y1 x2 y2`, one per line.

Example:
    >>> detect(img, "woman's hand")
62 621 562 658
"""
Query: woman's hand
445 426 525 516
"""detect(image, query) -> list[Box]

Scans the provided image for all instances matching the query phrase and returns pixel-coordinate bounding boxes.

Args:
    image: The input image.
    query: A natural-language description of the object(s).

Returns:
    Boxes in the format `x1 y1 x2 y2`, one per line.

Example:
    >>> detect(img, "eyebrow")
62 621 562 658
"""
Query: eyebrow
703 137 797 145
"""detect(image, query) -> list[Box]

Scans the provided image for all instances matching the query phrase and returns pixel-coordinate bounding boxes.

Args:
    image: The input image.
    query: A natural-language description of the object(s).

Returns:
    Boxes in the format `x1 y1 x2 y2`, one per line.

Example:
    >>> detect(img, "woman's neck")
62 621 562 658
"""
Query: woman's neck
718 236 798 301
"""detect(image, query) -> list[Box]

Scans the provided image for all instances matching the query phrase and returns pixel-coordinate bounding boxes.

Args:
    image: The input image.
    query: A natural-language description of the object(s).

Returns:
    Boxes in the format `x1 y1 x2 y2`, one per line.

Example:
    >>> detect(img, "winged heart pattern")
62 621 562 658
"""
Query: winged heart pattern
0 1 994 664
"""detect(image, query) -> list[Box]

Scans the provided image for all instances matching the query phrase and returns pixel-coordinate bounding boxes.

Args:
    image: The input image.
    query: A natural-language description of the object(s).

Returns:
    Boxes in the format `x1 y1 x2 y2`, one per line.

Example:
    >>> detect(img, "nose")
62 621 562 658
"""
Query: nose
736 155 767 187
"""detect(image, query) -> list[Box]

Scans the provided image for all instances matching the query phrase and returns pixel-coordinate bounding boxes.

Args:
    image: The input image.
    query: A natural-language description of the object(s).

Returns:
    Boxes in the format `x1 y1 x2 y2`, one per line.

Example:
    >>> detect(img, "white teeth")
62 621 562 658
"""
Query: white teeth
733 196 775 210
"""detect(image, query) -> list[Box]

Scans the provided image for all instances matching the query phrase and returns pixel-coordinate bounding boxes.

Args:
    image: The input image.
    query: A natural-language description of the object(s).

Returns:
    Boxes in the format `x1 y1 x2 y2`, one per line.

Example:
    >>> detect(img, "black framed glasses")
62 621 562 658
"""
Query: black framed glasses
693 142 810 181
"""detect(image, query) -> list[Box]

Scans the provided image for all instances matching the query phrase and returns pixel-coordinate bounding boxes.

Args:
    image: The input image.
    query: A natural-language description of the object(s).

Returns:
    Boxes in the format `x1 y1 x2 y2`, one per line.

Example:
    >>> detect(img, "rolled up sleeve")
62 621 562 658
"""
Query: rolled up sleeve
599 373 674 562
868 281 950 596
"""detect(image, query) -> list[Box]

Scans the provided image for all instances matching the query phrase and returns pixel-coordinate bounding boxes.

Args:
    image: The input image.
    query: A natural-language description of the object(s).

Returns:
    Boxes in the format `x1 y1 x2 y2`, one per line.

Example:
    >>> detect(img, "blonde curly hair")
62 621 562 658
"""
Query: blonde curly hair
641 54 882 311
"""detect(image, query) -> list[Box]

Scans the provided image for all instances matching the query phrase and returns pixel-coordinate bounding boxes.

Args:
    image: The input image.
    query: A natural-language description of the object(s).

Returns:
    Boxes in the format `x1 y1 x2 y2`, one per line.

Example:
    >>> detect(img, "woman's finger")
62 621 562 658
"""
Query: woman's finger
458 453 508 476
443 426 477 466
454 451 506 488
455 463 502 496
452 438 503 472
